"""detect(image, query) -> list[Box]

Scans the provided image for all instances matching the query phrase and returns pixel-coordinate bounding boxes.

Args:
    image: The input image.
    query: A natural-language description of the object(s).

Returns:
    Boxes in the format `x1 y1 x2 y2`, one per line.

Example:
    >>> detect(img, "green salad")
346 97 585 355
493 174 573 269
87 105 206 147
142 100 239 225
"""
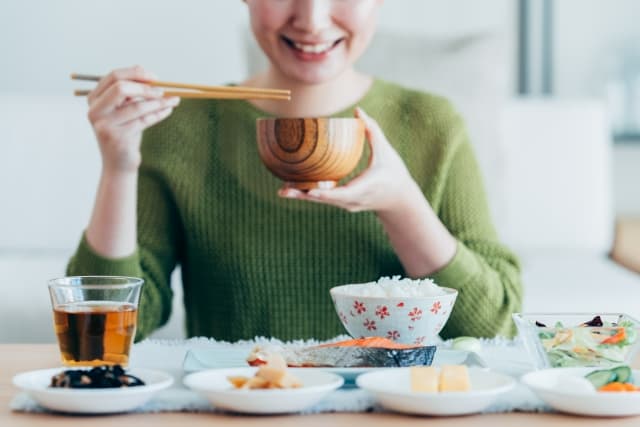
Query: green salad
536 316 638 367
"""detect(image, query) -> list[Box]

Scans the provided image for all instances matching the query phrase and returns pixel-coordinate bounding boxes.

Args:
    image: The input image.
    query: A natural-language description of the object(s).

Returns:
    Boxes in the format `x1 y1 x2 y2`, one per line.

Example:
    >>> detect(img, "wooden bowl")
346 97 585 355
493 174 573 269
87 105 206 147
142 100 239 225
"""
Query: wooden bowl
256 118 365 190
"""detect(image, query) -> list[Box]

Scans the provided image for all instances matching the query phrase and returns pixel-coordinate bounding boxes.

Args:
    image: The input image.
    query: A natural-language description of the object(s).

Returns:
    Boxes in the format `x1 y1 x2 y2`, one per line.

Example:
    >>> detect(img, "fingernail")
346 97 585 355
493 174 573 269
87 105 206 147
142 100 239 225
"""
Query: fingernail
153 88 164 96
168 96 180 105
307 189 320 197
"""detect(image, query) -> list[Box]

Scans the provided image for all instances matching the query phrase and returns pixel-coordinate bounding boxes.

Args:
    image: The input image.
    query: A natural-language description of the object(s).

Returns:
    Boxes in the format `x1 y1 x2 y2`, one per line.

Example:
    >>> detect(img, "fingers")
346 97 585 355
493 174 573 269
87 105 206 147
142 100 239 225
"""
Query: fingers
355 107 386 150
87 65 162 123
89 65 157 102
84 66 173 173
106 96 180 126
89 80 165 121
355 106 393 168
276 108 399 212
276 107 385 212
120 105 176 136
308 187 359 210
91 96 179 146
279 184 368 213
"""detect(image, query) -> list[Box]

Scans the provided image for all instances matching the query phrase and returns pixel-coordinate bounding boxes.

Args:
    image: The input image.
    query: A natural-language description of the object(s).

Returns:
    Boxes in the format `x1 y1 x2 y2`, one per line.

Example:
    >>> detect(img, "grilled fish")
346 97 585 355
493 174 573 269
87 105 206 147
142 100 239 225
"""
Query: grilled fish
247 337 437 368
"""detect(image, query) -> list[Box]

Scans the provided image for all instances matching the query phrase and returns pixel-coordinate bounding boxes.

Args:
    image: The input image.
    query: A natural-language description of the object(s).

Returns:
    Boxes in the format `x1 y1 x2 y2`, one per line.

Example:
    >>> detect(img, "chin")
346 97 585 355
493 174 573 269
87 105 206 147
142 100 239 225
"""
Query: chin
280 63 350 86
286 71 342 86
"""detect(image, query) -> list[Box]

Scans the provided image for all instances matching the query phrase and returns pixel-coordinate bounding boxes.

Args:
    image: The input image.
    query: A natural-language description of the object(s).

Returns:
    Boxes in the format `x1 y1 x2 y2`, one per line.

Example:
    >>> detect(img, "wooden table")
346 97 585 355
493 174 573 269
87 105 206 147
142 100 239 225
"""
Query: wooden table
2 344 639 426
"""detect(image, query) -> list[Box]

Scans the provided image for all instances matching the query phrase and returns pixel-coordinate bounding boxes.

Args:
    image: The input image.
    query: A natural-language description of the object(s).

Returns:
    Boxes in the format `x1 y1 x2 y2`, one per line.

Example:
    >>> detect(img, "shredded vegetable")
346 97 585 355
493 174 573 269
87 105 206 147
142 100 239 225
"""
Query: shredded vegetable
537 316 638 367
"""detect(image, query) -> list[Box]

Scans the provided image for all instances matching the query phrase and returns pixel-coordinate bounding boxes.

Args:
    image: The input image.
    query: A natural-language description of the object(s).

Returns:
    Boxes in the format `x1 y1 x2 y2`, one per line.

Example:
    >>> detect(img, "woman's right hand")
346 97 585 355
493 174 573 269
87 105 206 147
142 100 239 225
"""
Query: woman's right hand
87 65 180 174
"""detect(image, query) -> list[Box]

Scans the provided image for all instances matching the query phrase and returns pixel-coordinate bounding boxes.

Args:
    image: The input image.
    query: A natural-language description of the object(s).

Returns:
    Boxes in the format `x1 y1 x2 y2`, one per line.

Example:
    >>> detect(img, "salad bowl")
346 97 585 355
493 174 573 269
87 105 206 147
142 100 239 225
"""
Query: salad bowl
513 313 640 369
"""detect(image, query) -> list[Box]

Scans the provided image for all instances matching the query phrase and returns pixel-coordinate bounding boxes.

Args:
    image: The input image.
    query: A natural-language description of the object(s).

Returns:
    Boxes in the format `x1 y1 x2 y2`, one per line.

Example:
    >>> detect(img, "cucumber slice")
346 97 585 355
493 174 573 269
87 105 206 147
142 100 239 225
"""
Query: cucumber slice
585 369 616 389
451 336 482 353
612 366 632 383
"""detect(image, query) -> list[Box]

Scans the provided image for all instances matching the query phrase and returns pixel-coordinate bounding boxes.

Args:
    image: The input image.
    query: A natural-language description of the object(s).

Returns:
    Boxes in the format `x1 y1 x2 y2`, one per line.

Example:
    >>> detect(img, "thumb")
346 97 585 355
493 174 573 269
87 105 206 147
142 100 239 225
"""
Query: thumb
355 107 386 150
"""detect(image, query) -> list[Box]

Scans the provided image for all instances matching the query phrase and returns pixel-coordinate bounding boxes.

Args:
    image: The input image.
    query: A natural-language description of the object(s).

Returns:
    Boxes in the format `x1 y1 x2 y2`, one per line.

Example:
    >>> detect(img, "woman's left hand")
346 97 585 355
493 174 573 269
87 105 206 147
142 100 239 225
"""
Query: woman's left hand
278 107 419 213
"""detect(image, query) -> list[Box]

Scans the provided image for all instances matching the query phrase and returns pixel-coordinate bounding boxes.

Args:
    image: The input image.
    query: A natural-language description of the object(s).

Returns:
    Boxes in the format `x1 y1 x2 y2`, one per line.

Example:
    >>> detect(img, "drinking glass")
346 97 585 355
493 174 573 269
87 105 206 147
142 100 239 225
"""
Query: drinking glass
48 276 143 367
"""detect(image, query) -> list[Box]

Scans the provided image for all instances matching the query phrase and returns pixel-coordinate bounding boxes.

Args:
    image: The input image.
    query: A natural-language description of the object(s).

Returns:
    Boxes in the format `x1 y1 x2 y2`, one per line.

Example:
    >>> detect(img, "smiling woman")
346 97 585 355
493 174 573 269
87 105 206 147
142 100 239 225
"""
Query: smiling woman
246 0 378 85
66 0 522 342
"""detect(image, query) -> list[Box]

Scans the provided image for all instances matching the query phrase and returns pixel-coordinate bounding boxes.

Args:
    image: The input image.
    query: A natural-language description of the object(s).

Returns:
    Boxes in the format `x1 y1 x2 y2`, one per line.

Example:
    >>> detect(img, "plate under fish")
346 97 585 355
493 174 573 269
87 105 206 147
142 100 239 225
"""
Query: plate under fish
247 338 438 368
183 346 487 384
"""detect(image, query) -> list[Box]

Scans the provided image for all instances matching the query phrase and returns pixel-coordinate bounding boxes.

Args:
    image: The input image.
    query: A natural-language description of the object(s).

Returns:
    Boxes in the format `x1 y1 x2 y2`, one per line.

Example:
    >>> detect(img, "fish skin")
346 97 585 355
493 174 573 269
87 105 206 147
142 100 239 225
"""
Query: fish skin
316 337 420 350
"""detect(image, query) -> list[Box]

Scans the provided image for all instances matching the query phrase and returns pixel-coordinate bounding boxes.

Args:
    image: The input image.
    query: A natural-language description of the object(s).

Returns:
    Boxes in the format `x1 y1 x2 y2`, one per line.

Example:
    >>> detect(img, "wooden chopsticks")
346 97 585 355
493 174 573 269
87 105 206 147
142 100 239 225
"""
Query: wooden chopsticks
71 73 291 101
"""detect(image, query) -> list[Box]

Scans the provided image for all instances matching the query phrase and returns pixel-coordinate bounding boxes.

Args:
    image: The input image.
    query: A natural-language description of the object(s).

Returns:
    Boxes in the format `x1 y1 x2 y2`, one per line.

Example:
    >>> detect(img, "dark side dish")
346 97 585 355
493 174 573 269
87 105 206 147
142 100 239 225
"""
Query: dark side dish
50 365 145 388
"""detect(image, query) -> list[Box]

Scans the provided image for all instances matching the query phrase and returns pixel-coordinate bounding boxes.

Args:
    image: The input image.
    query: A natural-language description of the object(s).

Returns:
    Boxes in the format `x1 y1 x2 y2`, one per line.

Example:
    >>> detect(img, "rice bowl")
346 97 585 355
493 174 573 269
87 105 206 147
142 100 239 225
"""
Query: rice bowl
331 276 448 298
330 277 458 346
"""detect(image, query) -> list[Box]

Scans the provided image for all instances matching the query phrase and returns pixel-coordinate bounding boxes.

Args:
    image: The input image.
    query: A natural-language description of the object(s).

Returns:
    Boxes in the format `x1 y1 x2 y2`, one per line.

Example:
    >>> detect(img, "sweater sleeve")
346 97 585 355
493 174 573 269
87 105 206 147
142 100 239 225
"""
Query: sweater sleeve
428 133 523 339
66 161 181 341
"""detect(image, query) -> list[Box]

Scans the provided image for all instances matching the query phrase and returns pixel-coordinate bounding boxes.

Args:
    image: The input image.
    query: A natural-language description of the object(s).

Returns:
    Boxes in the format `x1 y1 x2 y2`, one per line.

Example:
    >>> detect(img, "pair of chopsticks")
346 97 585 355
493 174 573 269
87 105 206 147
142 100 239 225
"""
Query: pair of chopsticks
71 74 291 101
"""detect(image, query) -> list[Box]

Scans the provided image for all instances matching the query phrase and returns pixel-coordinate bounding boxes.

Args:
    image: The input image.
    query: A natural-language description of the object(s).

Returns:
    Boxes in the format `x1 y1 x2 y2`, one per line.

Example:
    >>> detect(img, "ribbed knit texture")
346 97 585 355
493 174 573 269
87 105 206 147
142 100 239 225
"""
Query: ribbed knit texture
67 79 522 342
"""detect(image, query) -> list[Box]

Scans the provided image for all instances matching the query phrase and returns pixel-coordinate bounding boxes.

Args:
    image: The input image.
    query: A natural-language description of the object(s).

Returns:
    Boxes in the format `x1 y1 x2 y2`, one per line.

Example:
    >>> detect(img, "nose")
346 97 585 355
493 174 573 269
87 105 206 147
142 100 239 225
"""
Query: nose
291 0 332 34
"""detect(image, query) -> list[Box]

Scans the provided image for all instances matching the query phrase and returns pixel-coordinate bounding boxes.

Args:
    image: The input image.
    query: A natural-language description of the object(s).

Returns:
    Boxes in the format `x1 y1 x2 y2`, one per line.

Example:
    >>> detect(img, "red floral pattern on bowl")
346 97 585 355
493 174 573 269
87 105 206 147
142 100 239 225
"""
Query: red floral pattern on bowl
329 284 458 345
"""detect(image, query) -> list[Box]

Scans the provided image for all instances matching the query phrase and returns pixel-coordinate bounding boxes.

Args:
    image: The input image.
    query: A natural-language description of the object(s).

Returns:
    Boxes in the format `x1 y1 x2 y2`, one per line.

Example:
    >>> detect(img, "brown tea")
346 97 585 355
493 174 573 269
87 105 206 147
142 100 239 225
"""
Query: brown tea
53 301 137 366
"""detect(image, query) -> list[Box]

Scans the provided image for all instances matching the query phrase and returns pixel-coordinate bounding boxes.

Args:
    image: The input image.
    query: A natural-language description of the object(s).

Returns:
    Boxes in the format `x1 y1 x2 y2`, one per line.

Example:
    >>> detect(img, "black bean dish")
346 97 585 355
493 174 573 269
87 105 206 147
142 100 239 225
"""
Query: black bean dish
50 365 145 389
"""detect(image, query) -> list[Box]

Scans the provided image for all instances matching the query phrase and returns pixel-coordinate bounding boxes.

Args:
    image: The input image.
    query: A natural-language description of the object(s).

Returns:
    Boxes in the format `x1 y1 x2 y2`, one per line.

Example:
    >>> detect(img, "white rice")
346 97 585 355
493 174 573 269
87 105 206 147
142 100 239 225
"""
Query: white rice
333 276 447 297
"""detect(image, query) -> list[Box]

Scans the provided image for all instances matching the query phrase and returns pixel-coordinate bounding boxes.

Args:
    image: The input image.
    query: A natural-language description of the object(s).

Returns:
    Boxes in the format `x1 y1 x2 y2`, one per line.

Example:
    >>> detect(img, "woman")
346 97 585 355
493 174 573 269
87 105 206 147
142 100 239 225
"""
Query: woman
67 0 522 341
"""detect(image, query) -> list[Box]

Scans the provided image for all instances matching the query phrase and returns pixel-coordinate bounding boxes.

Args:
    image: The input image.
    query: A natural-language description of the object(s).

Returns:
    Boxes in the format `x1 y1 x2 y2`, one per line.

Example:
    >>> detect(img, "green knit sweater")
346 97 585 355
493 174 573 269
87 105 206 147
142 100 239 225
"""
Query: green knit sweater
67 79 522 342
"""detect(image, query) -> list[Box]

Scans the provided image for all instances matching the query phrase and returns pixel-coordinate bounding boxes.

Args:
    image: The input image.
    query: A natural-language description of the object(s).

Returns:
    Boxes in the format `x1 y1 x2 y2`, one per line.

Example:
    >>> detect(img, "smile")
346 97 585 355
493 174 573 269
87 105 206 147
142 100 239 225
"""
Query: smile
281 35 344 55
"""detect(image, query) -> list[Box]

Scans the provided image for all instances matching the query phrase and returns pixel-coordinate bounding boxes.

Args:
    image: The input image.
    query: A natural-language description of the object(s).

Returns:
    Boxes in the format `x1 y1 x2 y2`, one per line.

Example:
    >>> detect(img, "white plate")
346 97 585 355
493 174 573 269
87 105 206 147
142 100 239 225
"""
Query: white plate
356 367 515 416
522 367 640 417
12 367 174 414
183 367 343 414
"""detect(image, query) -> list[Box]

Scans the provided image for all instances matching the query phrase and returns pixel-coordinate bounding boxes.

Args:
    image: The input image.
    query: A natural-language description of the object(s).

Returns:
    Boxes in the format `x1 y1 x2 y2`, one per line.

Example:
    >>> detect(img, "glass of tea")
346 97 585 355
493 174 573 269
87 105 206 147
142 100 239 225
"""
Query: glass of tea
48 276 143 367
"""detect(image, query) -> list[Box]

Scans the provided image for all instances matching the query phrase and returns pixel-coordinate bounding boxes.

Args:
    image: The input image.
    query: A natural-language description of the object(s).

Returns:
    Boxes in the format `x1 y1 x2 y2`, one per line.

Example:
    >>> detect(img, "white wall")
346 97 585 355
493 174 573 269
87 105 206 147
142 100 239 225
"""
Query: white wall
550 0 640 219
0 0 515 95
7 0 640 100
553 0 640 98
0 0 249 94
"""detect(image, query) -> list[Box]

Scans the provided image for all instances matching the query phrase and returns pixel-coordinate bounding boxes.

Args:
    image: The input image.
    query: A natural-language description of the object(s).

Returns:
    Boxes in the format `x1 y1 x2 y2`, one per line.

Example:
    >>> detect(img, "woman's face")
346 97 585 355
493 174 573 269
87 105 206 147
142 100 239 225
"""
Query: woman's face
246 0 382 85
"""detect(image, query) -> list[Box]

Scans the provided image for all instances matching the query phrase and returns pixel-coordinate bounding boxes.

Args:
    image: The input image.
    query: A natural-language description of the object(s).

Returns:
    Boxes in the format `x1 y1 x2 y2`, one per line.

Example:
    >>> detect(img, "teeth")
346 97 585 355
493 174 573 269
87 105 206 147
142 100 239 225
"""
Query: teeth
293 41 334 53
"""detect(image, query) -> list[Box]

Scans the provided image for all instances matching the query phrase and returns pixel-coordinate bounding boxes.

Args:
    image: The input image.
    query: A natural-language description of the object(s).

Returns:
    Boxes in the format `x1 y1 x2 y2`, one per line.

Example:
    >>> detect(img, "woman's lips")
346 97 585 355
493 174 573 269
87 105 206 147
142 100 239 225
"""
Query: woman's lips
281 35 344 61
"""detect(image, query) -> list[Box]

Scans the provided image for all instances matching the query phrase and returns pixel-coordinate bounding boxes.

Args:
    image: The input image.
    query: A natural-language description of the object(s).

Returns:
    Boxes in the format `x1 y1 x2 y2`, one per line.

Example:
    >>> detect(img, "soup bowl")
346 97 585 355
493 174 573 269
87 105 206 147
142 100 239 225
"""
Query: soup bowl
256 117 365 190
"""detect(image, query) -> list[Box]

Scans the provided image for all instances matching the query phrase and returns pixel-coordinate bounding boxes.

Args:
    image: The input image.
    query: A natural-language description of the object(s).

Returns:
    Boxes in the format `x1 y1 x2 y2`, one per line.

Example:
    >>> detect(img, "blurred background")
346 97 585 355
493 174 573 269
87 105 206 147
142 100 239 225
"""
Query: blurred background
1 0 639 342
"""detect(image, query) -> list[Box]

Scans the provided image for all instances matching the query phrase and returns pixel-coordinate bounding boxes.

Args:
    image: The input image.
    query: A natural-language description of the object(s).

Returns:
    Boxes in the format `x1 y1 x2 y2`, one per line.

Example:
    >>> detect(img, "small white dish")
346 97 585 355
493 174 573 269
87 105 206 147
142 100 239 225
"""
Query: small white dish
356 367 515 416
12 367 173 414
522 367 640 417
183 367 343 414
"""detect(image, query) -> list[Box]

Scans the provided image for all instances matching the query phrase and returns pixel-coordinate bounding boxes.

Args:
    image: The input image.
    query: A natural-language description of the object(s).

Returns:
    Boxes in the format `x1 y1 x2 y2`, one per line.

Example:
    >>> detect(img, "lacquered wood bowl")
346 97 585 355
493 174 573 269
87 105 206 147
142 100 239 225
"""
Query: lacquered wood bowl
256 118 365 190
